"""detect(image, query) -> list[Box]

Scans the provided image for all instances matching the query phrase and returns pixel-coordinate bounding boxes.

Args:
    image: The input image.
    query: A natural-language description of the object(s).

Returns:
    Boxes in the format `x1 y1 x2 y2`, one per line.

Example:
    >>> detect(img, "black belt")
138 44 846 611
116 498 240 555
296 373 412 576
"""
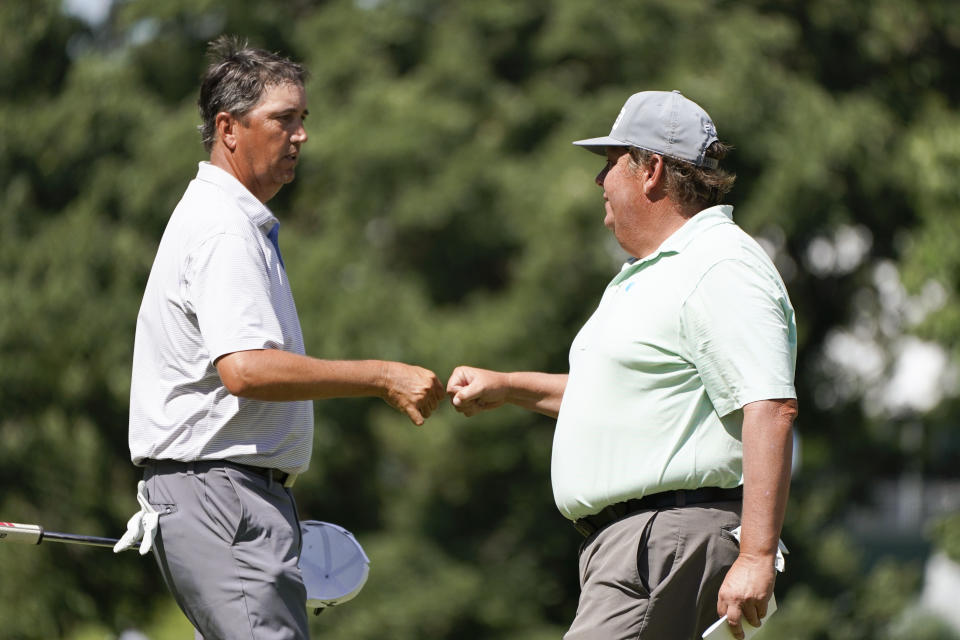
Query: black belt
228 461 292 486
146 459 292 486
572 486 743 538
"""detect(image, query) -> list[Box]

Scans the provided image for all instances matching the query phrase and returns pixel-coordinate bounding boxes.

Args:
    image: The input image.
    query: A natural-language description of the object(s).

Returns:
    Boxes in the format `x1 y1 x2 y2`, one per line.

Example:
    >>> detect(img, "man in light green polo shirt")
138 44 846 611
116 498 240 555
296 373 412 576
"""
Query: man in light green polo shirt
447 90 797 640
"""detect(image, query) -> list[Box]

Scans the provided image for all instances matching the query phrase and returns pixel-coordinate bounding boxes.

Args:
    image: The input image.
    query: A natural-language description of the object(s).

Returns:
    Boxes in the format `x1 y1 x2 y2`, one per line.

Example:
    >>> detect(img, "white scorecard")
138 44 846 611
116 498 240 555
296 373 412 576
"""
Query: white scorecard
299 520 370 610
702 594 777 640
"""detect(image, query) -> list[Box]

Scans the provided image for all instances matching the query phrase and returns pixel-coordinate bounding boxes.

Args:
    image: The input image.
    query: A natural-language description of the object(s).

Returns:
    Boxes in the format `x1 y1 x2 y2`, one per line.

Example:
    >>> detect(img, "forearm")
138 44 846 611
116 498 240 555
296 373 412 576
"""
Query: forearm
216 349 390 401
738 398 797 559
504 372 568 417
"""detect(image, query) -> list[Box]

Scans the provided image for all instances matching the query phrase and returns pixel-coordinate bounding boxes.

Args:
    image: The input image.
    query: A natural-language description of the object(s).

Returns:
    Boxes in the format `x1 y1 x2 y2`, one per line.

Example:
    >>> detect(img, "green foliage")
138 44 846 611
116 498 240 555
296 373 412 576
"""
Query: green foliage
753 560 933 640
885 605 960 640
929 513 960 564
2 0 960 638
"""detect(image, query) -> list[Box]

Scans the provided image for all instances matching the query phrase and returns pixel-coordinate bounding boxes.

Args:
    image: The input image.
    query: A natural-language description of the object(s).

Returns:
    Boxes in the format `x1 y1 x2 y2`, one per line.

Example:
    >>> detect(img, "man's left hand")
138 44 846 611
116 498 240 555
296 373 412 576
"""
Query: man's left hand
716 553 776 640
113 480 159 555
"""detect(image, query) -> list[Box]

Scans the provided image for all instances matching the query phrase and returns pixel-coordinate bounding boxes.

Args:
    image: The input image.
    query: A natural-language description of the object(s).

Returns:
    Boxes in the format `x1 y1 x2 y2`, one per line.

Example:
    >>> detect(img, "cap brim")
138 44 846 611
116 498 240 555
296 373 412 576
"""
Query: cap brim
572 136 627 155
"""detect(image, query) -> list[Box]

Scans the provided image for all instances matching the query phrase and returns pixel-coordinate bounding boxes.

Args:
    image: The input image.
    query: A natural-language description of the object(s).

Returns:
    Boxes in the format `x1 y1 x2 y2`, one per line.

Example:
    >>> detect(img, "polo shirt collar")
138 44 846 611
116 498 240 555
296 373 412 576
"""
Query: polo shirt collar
659 204 734 254
195 161 279 230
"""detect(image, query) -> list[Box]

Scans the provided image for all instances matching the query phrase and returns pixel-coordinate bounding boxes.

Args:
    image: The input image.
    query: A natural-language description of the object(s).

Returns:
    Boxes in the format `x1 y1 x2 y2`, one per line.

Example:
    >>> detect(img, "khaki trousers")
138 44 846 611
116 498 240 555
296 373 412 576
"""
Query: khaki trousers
565 501 742 640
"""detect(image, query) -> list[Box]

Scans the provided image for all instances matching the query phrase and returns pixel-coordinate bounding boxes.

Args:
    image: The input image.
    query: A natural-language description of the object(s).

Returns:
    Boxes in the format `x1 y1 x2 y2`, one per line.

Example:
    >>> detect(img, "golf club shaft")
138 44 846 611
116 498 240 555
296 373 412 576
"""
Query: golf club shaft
1 521 121 549
42 531 120 548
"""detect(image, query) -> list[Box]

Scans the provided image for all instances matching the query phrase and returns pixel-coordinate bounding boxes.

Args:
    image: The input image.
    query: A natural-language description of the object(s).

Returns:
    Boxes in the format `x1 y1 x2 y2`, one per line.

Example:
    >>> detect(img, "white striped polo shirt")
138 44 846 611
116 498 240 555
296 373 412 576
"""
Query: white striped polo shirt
129 162 313 474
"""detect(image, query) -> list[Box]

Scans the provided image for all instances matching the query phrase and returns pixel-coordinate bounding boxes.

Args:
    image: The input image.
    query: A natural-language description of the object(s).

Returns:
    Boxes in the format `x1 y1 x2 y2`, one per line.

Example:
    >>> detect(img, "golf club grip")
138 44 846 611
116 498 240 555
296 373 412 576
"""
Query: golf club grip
0 522 43 544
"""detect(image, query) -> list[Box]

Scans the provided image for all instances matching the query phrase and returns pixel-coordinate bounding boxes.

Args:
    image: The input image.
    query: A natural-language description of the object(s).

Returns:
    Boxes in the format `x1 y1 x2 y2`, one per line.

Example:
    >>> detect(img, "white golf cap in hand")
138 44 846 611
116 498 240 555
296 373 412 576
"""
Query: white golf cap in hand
113 480 159 555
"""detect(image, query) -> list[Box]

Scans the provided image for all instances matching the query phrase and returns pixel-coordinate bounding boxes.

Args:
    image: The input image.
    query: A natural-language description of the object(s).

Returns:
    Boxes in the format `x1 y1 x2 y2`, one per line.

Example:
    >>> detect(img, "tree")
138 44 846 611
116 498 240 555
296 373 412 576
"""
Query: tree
1 0 958 638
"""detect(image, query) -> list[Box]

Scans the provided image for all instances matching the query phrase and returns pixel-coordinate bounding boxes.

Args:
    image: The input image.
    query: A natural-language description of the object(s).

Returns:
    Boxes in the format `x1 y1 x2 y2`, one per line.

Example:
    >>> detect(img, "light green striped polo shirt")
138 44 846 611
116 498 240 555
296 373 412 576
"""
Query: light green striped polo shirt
551 205 797 521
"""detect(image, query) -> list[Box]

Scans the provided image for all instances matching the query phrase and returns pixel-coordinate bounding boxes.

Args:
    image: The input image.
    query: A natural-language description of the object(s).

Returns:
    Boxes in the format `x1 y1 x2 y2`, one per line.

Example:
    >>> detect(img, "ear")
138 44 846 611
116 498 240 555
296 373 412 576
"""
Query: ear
641 154 666 198
215 112 239 152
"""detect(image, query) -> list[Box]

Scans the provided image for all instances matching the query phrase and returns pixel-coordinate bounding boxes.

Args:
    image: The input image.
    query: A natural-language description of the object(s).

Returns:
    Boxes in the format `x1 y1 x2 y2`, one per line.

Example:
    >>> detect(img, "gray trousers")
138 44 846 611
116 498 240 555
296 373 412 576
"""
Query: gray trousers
564 501 742 640
143 460 309 640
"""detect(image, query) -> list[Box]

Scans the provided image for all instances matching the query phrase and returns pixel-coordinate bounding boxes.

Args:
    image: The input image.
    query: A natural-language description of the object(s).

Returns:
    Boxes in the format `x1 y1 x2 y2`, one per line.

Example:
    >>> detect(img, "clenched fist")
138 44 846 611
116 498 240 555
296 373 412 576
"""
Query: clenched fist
446 366 510 417
378 362 445 425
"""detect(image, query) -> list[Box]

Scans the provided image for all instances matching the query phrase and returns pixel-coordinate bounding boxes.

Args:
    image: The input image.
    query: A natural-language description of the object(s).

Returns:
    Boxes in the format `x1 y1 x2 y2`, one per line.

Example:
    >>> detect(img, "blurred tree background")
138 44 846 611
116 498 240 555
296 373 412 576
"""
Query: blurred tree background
2 0 960 638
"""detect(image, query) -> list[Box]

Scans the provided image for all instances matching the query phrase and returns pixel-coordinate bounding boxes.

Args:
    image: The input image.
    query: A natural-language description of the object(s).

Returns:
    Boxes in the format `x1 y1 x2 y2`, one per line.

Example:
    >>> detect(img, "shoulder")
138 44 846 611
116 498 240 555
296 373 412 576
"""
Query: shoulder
169 180 256 248
676 224 789 311
689 221 778 275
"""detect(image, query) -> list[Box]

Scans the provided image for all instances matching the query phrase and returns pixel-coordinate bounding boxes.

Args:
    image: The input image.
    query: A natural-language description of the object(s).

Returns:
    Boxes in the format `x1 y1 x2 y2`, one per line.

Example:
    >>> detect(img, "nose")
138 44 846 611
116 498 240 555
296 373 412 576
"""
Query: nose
292 119 308 144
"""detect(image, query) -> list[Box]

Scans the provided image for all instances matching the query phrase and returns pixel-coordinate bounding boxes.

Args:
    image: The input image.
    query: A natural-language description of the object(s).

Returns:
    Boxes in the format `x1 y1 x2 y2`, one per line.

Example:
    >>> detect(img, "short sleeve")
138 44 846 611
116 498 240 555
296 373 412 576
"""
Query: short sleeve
185 233 285 363
679 258 797 416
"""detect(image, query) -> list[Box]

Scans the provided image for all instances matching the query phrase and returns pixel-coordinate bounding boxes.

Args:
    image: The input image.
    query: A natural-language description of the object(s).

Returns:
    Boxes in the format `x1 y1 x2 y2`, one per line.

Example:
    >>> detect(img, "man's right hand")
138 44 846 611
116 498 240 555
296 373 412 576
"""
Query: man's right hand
378 362 445 425
446 366 510 417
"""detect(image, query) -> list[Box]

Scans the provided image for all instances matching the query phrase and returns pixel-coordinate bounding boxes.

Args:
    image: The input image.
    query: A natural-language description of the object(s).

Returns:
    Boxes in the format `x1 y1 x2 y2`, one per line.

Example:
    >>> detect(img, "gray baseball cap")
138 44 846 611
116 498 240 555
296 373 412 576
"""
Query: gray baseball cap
573 90 719 169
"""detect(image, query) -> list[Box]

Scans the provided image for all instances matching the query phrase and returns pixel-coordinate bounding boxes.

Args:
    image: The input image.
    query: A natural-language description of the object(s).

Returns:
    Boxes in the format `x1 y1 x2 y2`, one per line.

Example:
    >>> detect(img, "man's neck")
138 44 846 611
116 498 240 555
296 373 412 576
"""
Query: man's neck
208 147 277 204
624 200 695 259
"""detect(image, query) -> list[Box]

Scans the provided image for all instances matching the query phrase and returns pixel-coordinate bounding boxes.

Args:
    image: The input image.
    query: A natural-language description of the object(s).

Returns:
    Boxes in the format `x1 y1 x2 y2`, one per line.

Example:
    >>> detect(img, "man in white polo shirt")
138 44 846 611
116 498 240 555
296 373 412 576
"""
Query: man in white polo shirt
447 90 797 640
118 36 444 639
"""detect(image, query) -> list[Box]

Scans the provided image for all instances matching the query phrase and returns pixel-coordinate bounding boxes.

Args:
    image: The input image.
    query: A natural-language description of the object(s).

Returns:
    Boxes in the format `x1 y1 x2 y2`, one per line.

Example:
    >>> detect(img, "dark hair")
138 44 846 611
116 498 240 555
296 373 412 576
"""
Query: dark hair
628 142 736 208
197 35 308 152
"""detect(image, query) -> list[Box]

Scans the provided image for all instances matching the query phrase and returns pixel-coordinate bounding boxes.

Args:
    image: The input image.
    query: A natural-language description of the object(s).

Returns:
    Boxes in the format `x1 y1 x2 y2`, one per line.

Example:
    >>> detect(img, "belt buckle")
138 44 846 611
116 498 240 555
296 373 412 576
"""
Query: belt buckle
258 467 295 488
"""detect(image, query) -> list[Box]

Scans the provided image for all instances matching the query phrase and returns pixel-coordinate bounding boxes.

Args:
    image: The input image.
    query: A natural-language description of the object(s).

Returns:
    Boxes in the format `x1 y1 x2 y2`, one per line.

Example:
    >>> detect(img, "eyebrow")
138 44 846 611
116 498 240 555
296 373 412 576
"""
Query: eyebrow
273 108 309 118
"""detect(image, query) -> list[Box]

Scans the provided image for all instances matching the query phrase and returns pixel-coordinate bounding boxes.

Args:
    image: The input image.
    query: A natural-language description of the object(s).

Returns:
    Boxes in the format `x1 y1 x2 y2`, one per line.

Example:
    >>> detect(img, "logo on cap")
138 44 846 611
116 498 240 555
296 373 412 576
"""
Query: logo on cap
611 105 627 133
